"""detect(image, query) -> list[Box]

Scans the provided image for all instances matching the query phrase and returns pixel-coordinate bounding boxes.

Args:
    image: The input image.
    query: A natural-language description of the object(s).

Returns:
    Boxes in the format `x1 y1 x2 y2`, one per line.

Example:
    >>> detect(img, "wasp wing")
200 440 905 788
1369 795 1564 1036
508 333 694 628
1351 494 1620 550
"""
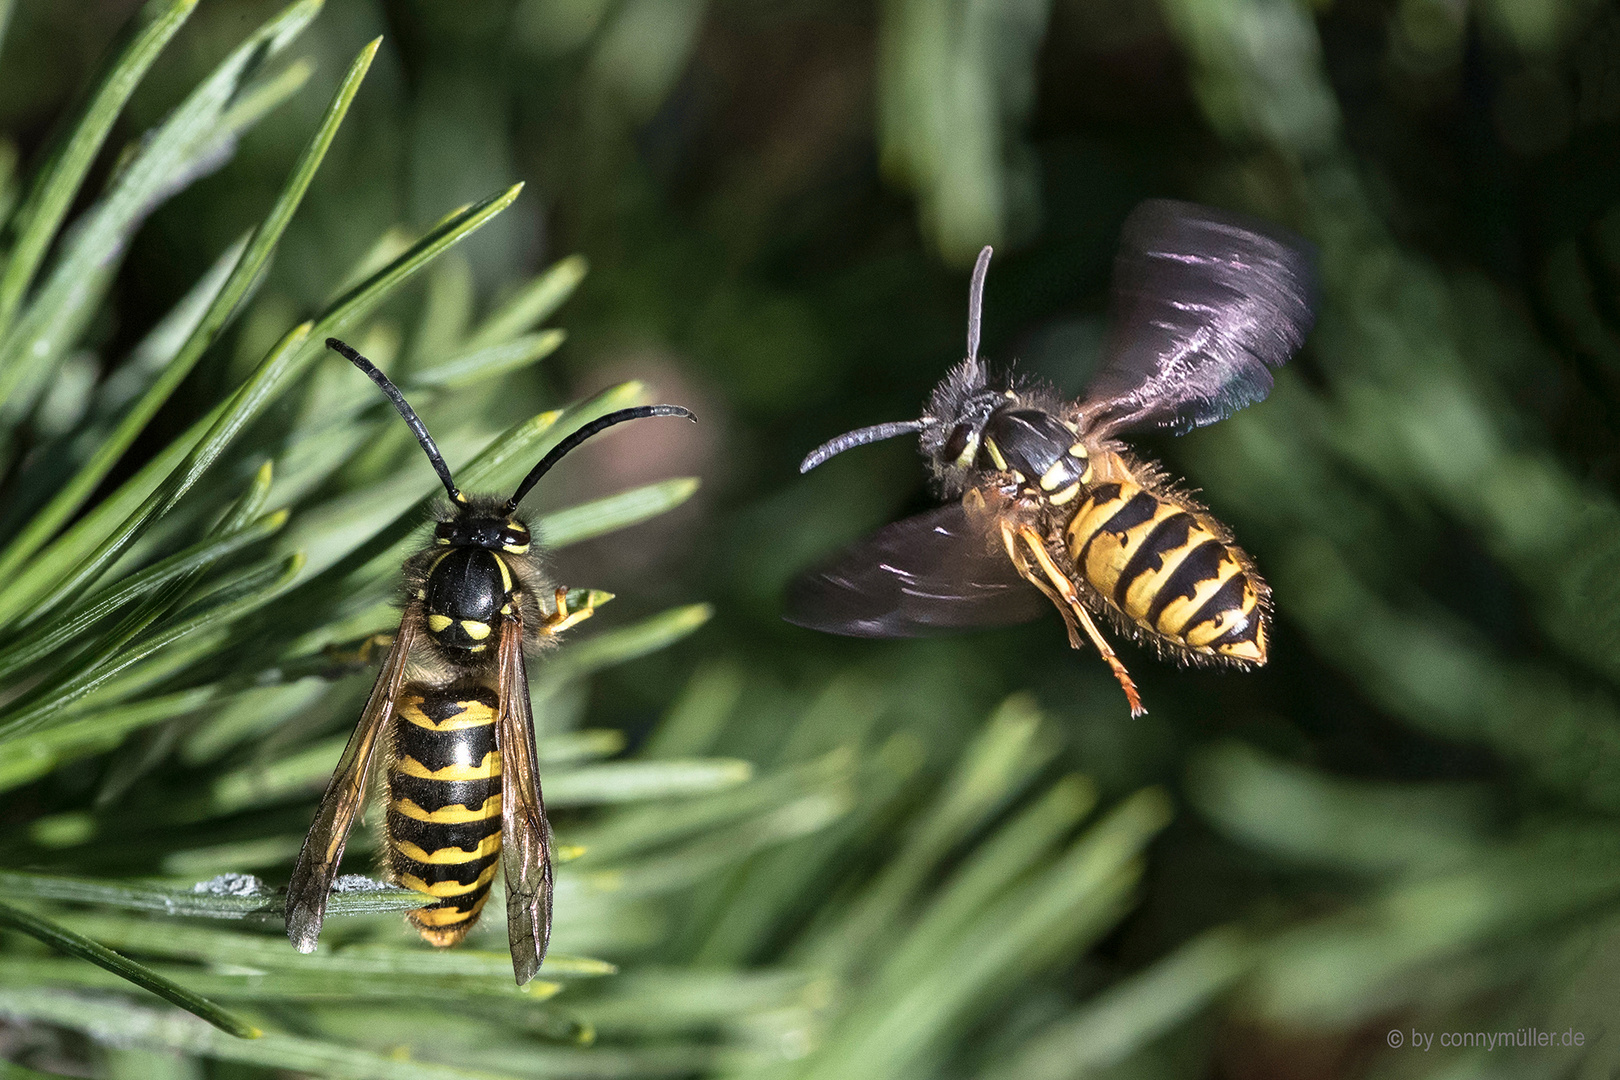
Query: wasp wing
1082 199 1317 438
785 503 1047 637
496 615 554 986
285 613 419 953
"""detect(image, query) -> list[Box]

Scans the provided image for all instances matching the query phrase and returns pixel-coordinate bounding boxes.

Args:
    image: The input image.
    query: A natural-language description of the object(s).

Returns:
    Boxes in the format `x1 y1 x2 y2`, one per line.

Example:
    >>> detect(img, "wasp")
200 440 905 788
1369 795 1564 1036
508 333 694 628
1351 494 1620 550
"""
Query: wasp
285 337 695 984
788 200 1317 715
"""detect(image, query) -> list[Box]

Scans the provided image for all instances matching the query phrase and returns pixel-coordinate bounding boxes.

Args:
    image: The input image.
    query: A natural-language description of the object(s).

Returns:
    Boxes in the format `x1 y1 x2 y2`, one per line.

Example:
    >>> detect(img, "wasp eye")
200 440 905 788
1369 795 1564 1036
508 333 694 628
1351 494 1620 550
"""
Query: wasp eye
942 424 974 465
502 530 524 546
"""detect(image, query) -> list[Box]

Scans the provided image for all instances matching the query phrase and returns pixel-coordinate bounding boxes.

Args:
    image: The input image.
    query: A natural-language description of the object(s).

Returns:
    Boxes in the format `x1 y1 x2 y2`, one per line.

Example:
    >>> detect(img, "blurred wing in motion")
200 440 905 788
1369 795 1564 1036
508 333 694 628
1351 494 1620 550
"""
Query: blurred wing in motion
786 503 1048 637
496 615 554 986
1083 199 1318 437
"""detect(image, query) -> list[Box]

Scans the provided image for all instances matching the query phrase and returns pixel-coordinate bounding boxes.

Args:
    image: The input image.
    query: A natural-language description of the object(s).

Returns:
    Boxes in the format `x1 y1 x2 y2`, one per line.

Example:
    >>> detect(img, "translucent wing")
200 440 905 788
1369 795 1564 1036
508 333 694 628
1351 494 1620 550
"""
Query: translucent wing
785 503 1047 637
1082 199 1318 437
285 613 419 953
496 615 554 986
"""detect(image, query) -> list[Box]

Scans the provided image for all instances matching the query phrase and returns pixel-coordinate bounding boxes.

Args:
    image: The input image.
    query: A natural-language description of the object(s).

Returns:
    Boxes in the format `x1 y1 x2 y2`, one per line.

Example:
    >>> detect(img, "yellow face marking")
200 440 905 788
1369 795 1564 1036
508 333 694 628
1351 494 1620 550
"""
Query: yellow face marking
395 833 503 864
398 697 497 732
503 519 531 553
1047 482 1082 506
393 796 502 823
398 862 500 897
394 752 502 782
491 553 514 593
954 435 979 469
984 439 1008 471
426 614 453 633
460 620 492 641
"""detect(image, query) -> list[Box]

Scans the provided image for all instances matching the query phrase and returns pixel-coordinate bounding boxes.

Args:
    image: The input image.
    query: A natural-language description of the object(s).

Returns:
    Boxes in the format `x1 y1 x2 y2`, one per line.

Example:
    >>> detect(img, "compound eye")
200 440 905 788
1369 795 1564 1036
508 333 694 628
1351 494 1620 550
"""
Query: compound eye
501 530 524 546
942 424 974 465
433 522 455 543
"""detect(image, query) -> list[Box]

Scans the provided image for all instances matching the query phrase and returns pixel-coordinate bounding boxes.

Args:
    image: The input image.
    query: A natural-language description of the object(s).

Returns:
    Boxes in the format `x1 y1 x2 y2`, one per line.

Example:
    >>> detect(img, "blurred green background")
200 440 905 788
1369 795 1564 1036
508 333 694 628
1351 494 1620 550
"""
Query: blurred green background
2 0 1620 1077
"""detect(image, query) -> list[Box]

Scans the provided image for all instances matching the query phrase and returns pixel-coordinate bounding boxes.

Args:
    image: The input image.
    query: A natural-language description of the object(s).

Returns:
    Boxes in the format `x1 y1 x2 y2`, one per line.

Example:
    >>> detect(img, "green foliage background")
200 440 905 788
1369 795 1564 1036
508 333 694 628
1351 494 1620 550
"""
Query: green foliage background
0 0 1618 1078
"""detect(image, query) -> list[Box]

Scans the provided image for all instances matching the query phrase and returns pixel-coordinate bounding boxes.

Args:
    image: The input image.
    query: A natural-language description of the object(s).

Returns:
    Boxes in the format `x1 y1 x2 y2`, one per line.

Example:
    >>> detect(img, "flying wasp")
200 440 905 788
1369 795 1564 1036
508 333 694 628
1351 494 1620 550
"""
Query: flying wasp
285 337 695 984
788 200 1317 715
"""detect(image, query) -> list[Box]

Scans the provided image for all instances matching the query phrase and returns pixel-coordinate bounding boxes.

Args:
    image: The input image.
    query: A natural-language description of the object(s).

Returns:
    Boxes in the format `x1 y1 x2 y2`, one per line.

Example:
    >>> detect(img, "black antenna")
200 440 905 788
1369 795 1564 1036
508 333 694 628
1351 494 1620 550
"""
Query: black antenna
328 338 462 502
967 245 992 363
505 405 697 512
799 420 926 474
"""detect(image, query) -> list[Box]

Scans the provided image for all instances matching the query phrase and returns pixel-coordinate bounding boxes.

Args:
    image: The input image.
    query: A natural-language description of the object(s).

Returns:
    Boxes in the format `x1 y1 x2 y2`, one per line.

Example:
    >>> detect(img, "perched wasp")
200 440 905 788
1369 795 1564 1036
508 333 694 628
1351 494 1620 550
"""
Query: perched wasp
788 200 1317 715
286 337 695 984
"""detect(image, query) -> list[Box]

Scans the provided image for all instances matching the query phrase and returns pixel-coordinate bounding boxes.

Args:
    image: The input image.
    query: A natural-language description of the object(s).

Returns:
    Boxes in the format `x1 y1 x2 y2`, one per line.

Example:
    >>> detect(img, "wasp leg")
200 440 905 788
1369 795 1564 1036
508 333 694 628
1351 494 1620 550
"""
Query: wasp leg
1000 522 1084 649
321 632 397 673
539 586 596 637
1014 525 1146 717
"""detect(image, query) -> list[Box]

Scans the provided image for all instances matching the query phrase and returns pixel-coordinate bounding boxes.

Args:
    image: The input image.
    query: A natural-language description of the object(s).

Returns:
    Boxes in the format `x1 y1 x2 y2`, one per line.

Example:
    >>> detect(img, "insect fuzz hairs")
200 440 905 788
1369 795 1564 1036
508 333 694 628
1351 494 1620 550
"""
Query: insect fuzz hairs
286 337 695 984
789 201 1317 715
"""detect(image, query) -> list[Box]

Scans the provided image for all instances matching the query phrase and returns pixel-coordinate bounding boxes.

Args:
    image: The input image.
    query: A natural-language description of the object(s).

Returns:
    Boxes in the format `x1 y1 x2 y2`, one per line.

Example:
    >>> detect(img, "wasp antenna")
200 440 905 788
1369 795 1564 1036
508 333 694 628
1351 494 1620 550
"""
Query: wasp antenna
506 405 696 512
800 420 926 474
967 245 993 363
327 338 464 502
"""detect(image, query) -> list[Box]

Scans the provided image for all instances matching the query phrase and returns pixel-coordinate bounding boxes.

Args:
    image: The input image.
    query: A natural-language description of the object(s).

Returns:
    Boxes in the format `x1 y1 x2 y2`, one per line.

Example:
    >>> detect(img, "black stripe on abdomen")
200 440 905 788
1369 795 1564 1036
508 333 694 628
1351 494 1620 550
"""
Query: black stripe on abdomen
1146 539 1229 630
393 713 498 772
388 771 502 813
1077 490 1161 568
386 681 504 945
386 807 501 853
392 849 502 887
1112 512 1195 610
1183 571 1250 639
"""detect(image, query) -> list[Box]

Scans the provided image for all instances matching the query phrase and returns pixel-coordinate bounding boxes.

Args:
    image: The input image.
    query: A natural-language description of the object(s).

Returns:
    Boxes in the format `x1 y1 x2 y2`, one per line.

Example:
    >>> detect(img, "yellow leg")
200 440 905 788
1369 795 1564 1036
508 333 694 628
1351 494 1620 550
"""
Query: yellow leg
539 586 596 637
1009 524 1146 717
321 632 396 671
1001 523 1083 649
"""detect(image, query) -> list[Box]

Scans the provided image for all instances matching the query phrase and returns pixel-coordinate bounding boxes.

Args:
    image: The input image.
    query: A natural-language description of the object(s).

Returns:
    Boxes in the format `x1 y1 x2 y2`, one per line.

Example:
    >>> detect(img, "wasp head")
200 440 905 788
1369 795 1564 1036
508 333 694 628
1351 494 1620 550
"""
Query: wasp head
434 497 533 556
918 358 1012 496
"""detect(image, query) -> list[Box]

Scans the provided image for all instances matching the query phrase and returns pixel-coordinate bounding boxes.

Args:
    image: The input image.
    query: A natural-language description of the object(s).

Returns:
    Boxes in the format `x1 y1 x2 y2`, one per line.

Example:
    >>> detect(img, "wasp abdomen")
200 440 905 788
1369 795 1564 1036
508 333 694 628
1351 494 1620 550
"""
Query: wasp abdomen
1065 480 1266 664
386 682 504 946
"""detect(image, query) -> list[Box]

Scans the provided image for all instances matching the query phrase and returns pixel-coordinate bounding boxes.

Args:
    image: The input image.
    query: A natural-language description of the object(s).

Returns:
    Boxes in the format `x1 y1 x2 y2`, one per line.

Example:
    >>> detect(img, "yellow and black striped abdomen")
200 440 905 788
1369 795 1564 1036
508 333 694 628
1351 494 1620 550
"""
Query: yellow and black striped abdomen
386 683 503 946
1064 480 1266 664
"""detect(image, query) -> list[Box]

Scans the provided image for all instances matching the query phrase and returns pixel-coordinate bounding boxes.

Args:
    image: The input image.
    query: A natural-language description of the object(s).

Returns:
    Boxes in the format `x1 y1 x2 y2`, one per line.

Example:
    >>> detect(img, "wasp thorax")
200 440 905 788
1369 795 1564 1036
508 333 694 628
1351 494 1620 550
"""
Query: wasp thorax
975 407 1091 498
423 546 515 656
